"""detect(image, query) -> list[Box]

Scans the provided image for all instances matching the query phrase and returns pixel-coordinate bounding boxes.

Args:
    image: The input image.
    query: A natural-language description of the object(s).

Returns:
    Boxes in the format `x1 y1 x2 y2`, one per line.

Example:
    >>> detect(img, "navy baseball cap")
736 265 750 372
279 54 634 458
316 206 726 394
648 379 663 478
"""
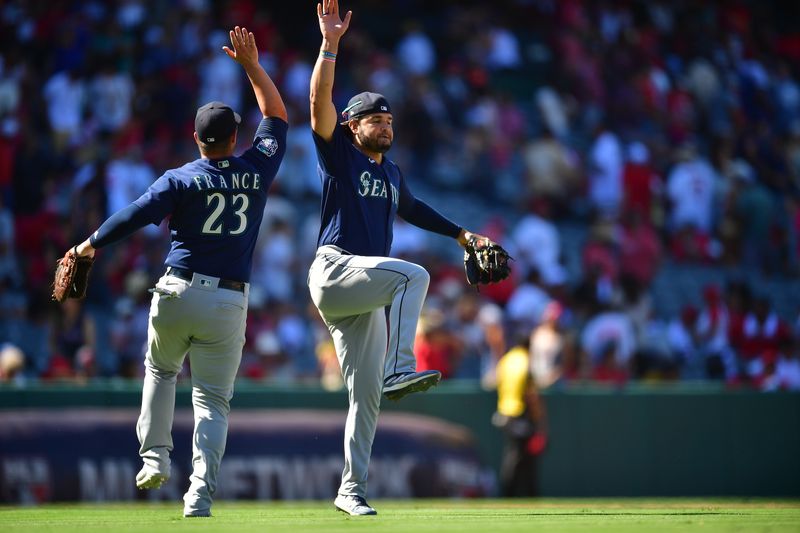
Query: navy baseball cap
341 92 392 122
195 101 241 144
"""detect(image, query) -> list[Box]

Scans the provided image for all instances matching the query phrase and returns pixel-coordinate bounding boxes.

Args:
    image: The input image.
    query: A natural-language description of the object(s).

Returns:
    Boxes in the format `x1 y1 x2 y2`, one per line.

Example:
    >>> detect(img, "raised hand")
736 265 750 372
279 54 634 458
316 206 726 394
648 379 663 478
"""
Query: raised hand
317 0 352 42
223 26 258 66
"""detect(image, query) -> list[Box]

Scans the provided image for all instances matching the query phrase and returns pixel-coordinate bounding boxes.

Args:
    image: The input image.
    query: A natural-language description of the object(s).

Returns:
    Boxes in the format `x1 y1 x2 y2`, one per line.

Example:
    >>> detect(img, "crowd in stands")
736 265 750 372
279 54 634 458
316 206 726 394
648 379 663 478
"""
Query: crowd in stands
1 0 800 392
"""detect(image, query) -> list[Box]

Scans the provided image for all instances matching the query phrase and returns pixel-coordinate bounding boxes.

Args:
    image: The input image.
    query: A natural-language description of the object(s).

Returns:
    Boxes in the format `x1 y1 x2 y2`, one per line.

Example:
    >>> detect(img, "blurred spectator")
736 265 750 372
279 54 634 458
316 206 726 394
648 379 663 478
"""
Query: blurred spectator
579 218 621 310
108 271 151 378
508 199 562 285
581 307 636 377
590 340 628 385
666 143 718 236
618 212 662 286
529 301 565 389
535 87 571 140
733 296 793 381
198 31 243 112
447 291 487 380
253 216 297 304
476 301 506 387
0 196 21 286
2 0 799 388
88 57 134 134
695 285 736 380
43 68 85 152
105 147 156 221
274 112 321 199
275 302 316 380
49 299 95 374
521 128 580 209
505 267 551 333
727 160 778 272
621 142 662 224
485 25 521 71
667 305 703 379
0 343 25 383
415 307 460 380
396 21 435 76
587 123 623 217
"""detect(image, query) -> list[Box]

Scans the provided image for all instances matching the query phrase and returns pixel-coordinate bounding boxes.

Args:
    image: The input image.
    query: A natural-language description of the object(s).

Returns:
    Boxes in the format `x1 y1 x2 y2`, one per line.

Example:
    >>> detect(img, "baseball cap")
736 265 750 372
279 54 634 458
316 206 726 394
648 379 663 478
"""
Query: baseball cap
195 101 241 144
341 92 392 122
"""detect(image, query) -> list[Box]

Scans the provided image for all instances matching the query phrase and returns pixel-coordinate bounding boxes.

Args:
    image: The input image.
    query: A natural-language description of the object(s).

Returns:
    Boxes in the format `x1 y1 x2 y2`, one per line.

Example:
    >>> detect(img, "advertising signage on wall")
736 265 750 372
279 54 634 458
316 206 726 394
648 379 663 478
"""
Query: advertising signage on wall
0 409 493 503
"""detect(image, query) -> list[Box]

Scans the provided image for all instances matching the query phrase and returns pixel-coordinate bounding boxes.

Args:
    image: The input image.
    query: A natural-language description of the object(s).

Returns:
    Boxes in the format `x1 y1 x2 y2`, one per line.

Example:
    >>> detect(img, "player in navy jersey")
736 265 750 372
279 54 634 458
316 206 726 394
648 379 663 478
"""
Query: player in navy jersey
65 27 287 517
307 0 491 516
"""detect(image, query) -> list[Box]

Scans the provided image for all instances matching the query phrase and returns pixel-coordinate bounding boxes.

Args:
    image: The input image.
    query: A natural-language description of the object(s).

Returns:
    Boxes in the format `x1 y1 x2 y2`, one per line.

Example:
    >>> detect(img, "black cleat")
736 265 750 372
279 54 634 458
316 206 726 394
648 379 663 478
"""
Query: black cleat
383 370 441 401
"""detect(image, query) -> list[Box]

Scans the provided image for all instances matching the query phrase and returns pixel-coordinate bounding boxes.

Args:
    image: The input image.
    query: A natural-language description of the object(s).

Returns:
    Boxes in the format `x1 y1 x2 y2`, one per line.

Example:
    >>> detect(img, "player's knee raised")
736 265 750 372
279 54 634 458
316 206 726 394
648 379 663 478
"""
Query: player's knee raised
409 265 430 289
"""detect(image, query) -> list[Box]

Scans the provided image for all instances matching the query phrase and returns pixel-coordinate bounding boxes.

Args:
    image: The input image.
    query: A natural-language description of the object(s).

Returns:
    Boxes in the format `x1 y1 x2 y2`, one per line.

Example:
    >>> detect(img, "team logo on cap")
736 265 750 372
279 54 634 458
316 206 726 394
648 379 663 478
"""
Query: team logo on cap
257 136 278 157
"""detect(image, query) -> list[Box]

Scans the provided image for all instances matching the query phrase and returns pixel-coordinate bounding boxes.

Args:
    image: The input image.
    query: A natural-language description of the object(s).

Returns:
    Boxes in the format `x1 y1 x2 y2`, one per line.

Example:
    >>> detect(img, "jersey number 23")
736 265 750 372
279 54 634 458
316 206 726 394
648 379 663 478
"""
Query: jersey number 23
202 192 249 235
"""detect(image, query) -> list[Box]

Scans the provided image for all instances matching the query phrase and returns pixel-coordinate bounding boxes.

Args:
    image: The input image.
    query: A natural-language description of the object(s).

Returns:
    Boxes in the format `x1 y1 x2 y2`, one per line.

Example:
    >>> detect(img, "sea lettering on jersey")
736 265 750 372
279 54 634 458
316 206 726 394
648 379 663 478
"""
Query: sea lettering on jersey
191 172 262 192
357 171 399 206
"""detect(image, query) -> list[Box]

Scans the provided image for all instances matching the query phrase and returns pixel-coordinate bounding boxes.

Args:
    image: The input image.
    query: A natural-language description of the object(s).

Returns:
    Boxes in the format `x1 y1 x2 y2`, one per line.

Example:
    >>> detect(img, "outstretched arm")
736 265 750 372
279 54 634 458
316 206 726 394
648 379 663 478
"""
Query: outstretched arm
397 174 488 248
224 25 287 122
310 0 352 141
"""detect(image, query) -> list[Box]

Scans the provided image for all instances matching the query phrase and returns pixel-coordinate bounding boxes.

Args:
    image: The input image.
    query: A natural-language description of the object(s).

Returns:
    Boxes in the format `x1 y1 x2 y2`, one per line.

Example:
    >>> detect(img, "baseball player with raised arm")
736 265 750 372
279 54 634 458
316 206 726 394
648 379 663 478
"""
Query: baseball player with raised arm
307 0 490 516
64 27 287 518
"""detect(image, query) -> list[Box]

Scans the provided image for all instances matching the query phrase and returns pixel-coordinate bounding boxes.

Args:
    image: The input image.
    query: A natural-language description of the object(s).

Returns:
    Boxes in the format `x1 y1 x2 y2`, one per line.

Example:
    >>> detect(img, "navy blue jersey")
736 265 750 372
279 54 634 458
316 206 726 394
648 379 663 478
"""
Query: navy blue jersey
131 118 287 282
313 125 460 257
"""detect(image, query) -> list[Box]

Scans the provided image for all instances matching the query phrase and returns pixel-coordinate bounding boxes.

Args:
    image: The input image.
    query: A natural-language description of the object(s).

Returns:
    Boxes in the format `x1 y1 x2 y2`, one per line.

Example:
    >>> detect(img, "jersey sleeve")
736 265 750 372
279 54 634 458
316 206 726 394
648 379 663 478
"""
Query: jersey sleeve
240 117 288 171
131 172 182 225
311 124 352 178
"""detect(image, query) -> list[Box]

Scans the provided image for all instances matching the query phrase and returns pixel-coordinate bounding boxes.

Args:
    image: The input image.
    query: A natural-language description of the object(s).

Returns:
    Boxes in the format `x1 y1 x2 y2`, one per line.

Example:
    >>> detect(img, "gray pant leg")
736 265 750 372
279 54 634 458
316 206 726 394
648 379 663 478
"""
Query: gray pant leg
310 250 430 376
329 310 386 497
137 285 192 474
383 260 429 378
308 249 430 498
182 288 247 514
135 273 246 514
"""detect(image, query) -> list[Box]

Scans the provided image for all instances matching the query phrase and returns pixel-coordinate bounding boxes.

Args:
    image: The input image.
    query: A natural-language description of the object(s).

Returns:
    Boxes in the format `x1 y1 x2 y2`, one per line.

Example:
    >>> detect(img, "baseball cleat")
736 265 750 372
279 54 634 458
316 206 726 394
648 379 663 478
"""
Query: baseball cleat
383 370 441 401
135 467 169 490
334 494 377 516
184 511 212 518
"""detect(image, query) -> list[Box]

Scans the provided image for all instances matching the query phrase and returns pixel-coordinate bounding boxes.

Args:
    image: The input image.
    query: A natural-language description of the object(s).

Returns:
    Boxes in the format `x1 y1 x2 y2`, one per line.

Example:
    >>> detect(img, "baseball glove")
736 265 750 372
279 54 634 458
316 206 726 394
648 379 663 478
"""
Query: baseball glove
51 247 94 303
463 237 512 286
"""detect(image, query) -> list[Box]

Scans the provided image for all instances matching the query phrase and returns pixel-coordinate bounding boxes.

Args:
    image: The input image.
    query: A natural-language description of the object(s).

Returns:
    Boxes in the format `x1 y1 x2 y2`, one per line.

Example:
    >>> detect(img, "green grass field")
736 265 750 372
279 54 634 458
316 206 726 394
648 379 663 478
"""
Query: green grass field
1 499 799 533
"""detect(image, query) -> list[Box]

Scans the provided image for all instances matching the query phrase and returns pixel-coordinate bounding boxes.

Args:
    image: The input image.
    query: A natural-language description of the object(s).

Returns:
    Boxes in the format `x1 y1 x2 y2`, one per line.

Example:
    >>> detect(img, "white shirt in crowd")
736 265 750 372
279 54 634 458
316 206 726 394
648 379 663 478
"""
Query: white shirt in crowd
666 157 717 232
588 130 624 216
509 213 560 283
90 71 134 132
106 154 157 236
581 311 636 365
506 282 551 329
199 51 243 113
396 30 436 75
530 325 563 388
43 71 85 138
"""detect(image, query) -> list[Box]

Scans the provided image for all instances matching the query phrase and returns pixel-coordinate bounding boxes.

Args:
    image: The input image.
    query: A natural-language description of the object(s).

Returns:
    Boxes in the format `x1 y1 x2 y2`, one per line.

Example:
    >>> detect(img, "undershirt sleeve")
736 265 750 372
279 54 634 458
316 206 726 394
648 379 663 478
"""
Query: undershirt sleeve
89 204 154 249
397 173 461 238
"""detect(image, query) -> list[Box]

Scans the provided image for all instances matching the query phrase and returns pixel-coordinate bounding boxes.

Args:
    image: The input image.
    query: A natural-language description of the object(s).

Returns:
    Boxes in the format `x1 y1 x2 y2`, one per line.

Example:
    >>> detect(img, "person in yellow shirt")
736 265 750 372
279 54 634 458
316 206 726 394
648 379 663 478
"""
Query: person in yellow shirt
493 333 547 496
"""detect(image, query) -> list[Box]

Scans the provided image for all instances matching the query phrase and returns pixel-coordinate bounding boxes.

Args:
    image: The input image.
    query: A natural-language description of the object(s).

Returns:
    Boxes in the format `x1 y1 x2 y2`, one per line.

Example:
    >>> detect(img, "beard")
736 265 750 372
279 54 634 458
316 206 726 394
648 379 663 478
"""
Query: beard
356 130 392 154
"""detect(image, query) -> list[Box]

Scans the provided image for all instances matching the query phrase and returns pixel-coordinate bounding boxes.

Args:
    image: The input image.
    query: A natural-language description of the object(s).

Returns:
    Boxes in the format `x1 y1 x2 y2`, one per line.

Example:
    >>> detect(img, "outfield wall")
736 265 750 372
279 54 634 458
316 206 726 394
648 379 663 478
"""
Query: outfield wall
1 382 797 498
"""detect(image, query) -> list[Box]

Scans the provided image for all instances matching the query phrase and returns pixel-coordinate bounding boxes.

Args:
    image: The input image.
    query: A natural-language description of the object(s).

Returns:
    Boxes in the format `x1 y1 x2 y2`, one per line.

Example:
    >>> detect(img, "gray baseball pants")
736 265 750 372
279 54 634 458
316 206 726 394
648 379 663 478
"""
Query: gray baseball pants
307 245 430 498
136 271 248 515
